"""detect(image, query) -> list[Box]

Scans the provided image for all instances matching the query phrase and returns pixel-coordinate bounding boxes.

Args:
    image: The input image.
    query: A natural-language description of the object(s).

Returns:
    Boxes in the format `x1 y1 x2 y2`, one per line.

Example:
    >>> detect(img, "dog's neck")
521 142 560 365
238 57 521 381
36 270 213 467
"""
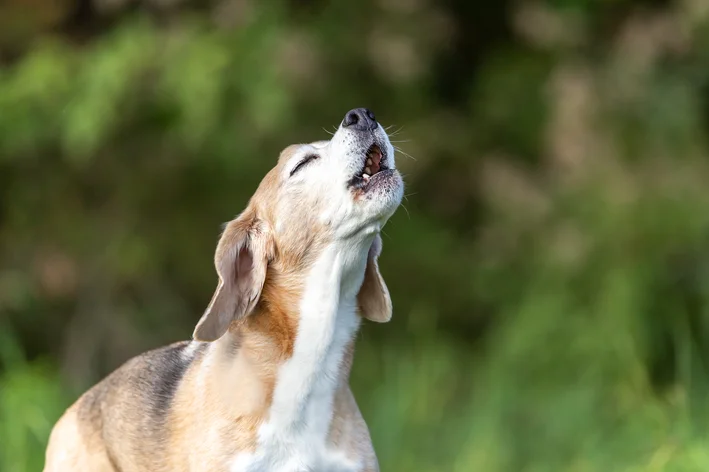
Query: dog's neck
212 235 373 434
267 238 368 432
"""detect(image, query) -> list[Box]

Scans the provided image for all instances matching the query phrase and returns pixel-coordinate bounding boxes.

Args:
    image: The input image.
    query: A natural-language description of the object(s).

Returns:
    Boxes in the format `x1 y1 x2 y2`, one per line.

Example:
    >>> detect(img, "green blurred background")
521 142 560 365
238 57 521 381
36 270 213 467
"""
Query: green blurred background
4 0 709 470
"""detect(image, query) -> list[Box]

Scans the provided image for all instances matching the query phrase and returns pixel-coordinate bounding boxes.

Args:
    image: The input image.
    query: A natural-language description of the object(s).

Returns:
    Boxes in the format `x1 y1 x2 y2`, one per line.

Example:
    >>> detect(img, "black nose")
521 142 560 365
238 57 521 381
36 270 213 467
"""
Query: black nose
342 108 378 131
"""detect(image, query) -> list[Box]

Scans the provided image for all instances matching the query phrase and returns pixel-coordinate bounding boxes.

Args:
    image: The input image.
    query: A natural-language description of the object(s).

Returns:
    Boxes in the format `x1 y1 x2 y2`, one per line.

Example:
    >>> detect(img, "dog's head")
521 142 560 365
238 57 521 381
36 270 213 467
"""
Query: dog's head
193 108 404 342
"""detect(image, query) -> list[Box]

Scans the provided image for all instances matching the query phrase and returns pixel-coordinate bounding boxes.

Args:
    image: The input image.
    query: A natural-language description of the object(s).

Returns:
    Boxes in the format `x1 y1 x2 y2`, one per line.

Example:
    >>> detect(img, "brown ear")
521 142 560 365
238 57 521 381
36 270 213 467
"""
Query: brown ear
193 210 272 342
357 234 393 323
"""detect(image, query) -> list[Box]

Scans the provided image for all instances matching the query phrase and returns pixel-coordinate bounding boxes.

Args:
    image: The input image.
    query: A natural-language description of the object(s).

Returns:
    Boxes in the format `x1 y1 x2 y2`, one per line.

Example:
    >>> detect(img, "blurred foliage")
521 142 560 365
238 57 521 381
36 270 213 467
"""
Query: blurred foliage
4 0 709 470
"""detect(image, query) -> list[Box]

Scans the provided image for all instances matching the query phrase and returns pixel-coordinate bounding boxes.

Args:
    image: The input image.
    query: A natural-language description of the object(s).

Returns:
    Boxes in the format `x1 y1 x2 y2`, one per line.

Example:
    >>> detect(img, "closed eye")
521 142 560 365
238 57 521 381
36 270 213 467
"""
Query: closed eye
290 154 318 177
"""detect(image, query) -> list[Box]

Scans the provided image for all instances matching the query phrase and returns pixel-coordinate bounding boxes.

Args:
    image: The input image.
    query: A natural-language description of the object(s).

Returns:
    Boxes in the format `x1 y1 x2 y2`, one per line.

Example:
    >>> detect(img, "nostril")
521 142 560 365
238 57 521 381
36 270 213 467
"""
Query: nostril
344 112 359 127
342 107 377 130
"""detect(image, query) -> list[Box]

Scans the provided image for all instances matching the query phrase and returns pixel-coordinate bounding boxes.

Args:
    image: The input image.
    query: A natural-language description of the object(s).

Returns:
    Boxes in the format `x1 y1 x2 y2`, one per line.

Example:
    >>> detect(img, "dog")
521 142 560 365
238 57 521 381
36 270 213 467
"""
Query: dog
43 108 404 472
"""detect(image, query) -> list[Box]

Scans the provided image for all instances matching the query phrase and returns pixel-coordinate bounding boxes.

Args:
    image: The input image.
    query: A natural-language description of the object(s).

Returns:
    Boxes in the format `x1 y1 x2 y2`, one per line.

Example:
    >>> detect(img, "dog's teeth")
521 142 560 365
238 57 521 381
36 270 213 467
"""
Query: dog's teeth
362 174 370 181
366 158 373 166
364 167 371 174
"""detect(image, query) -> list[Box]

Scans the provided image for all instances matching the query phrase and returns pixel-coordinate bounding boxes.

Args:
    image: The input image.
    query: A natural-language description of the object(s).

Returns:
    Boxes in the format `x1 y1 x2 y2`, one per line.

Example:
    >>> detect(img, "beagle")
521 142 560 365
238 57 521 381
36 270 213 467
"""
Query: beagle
44 108 404 472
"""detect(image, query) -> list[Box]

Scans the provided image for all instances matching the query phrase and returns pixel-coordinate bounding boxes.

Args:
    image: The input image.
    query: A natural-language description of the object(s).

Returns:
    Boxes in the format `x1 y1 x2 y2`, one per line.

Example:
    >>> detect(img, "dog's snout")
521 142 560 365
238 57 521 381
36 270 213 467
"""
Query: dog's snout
342 108 378 131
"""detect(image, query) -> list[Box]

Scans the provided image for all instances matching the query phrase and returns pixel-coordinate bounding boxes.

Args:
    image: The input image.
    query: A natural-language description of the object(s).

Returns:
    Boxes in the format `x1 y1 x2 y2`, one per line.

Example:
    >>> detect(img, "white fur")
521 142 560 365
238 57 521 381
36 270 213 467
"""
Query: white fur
231 240 371 472
182 340 204 361
276 124 403 244
231 121 402 472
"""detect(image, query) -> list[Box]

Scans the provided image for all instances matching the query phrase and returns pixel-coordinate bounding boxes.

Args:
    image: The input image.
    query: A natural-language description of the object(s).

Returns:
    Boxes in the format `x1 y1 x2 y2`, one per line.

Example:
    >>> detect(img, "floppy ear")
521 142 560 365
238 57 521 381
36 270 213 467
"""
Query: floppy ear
357 234 393 323
193 211 272 342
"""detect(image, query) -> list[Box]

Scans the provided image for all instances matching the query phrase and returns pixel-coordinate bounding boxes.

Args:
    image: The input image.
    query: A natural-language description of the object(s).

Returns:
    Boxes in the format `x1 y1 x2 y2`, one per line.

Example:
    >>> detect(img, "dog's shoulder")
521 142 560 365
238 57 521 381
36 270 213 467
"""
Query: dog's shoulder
128 340 209 417
76 340 208 437
66 340 209 470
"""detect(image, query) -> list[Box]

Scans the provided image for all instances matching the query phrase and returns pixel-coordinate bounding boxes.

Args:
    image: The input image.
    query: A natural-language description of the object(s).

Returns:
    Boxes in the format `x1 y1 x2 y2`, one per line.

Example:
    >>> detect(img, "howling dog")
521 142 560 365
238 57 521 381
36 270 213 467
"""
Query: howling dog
44 108 404 472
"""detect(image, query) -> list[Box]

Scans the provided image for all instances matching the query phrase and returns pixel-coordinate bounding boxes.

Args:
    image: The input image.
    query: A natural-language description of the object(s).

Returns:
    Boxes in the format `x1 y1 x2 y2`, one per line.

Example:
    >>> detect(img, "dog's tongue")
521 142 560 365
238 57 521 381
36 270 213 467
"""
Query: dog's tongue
367 147 382 174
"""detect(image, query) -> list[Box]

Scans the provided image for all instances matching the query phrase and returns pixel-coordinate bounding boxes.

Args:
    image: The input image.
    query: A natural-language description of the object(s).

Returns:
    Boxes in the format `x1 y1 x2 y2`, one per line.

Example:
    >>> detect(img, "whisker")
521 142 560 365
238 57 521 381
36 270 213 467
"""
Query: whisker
388 125 405 137
400 203 411 220
389 140 411 143
394 147 416 161
322 127 334 136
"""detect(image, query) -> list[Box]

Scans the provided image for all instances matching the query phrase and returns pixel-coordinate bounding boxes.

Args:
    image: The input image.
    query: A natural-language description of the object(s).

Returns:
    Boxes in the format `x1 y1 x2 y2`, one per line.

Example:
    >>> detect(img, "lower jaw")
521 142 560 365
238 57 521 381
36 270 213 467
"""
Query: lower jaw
349 169 395 192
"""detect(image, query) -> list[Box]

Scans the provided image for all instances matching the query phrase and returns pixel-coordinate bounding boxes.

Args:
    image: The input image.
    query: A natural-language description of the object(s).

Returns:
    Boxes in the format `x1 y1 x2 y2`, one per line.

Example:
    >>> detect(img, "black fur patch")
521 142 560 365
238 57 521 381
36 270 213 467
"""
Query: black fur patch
70 339 209 471
147 341 207 420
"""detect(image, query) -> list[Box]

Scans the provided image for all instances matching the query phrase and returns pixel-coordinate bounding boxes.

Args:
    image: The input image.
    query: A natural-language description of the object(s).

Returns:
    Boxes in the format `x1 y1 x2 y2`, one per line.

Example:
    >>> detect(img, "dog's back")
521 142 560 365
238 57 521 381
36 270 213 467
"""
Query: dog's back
44 341 206 472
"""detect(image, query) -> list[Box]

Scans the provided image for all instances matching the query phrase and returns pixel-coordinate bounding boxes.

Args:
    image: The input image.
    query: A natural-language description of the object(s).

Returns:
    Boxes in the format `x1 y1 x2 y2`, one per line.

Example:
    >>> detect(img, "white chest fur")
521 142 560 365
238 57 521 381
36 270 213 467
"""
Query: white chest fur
230 242 369 472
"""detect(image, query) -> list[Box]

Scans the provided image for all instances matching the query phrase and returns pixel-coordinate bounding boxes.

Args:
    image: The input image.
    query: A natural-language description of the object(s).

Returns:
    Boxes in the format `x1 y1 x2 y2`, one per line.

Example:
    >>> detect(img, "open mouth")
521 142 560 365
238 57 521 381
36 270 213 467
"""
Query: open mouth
362 144 385 182
348 144 390 190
